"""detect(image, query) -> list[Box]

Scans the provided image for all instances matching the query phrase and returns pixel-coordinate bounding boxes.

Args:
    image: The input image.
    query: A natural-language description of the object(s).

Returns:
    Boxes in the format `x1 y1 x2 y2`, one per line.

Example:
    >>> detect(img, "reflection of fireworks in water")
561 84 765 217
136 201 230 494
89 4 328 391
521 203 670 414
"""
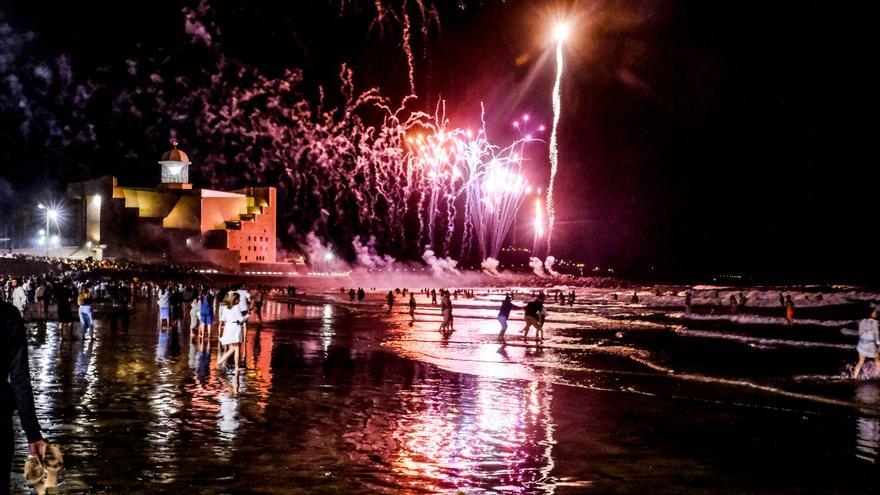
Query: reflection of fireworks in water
546 22 570 254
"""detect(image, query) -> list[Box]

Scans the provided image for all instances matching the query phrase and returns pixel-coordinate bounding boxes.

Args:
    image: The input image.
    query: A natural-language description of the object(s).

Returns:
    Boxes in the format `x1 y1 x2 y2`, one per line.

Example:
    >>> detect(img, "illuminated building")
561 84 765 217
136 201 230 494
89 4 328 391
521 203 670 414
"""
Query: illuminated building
67 142 293 273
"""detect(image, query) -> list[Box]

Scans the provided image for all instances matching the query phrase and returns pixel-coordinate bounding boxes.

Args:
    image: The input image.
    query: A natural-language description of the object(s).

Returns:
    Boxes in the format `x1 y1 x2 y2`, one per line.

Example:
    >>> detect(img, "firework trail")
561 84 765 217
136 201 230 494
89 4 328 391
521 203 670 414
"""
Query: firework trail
401 0 417 94
546 23 569 254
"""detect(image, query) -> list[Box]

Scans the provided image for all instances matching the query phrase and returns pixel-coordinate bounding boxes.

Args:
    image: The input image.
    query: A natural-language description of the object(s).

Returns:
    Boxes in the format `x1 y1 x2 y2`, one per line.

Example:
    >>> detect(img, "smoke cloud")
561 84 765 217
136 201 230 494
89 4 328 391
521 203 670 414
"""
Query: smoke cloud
544 256 560 277
529 257 545 277
481 257 500 276
352 235 396 269
422 246 460 277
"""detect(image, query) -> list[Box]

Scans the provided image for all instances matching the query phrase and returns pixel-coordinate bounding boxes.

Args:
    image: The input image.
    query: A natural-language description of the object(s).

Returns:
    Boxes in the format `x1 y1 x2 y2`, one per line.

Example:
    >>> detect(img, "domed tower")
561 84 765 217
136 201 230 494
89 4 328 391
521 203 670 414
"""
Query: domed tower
158 140 192 189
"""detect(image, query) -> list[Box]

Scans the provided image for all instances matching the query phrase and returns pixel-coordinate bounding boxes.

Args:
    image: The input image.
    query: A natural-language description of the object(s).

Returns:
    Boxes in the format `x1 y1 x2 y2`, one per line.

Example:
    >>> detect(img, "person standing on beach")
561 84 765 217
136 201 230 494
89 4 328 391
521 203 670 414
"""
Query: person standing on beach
77 288 94 339
234 284 251 336
357 287 365 302
199 289 214 337
157 286 171 330
54 280 74 340
853 309 880 378
439 291 454 332
729 294 739 315
408 293 416 322
252 287 264 322
684 290 693 315
431 289 437 305
217 293 244 371
785 295 795 325
386 291 395 312
2 299 48 495
349 288 356 302
522 294 546 342
189 294 201 332
497 295 517 340
170 287 184 329
11 279 27 318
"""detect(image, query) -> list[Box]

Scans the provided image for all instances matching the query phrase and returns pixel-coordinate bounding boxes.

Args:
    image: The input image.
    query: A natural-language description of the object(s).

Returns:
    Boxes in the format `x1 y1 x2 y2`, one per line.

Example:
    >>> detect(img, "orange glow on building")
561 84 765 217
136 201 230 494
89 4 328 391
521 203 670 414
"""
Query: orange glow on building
67 142 289 273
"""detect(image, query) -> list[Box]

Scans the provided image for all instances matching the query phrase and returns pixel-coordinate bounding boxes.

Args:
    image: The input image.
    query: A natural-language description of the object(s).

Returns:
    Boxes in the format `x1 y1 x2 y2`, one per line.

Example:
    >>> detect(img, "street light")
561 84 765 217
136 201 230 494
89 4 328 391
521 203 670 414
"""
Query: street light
38 203 61 258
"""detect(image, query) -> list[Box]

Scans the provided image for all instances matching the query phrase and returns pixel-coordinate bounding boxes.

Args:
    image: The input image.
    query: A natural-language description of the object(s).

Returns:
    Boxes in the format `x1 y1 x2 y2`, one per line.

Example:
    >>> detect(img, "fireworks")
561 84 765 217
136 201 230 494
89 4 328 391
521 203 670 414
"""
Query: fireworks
533 193 544 253
408 106 537 262
2 0 559 271
546 21 570 254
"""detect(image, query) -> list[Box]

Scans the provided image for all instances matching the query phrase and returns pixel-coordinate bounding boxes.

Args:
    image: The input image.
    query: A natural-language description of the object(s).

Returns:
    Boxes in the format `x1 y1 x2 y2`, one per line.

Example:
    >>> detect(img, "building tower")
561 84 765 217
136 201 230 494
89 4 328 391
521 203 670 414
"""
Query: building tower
158 140 192 189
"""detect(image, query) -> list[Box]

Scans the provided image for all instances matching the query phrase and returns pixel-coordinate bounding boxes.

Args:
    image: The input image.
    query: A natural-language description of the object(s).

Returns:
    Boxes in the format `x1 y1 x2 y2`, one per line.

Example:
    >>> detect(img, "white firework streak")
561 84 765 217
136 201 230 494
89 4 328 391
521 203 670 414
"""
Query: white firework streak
546 38 564 253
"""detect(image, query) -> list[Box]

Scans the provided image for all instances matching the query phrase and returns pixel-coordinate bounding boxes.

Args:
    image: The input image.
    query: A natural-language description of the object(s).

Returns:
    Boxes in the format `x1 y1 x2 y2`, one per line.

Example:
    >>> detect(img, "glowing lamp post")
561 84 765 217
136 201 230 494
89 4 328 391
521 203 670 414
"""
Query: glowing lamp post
37 204 60 257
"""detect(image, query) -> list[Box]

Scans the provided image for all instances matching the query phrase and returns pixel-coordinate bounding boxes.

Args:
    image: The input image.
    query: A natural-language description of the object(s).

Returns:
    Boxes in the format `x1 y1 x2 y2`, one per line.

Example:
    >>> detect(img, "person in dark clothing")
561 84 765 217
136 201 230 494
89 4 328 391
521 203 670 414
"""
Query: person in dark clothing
2 301 47 495
170 289 184 328
522 294 546 342
53 281 75 340
497 295 518 340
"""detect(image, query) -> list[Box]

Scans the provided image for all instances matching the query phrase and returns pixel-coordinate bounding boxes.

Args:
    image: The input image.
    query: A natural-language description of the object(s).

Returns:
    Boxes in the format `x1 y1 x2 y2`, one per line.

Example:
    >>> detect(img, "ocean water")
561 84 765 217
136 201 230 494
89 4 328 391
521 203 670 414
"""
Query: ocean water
11 285 879 493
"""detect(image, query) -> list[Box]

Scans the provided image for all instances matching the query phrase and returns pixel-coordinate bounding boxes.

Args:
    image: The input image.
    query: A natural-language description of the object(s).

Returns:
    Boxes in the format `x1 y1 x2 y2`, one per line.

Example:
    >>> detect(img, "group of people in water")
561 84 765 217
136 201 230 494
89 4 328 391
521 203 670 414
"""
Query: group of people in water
155 283 276 372
354 287 555 343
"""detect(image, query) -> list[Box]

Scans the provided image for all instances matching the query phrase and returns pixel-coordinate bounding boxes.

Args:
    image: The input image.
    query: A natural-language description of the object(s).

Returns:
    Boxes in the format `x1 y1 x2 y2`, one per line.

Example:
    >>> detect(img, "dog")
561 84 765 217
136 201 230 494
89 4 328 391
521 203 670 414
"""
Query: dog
23 444 63 494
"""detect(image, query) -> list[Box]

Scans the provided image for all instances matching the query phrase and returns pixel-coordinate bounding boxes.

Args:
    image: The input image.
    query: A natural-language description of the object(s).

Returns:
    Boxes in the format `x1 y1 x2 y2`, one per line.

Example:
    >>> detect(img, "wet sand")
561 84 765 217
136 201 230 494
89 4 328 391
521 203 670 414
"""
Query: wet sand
10 291 879 493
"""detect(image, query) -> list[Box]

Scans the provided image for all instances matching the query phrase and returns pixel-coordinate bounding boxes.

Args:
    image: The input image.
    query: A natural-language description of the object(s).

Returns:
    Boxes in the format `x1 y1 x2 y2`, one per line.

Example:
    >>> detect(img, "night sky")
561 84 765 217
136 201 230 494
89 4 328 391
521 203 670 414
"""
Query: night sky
0 0 873 282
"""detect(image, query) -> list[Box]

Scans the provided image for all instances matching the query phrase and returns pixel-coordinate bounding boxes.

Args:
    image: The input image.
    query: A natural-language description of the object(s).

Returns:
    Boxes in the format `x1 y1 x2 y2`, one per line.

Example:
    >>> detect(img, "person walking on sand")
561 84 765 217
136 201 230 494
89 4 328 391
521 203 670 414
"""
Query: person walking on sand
522 294 546 342
853 309 880 379
2 300 48 495
408 293 416 322
217 293 244 371
497 295 517 340
785 295 795 325
387 291 395 312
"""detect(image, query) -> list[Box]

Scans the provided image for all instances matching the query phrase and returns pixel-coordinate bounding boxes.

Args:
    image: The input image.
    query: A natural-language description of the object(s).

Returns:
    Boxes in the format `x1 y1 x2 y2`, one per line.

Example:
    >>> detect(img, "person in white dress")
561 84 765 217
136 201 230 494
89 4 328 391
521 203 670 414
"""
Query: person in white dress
853 309 880 379
217 293 243 371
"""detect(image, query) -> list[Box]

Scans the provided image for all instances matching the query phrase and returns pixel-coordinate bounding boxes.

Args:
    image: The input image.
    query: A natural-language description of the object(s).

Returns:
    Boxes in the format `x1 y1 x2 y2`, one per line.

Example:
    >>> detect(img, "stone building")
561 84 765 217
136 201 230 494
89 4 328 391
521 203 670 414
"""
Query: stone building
67 142 293 273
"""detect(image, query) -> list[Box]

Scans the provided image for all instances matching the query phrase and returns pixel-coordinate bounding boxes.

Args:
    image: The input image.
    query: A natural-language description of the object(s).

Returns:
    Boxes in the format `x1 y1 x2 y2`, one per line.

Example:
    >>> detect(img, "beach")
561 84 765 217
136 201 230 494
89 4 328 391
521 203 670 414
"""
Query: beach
10 286 880 493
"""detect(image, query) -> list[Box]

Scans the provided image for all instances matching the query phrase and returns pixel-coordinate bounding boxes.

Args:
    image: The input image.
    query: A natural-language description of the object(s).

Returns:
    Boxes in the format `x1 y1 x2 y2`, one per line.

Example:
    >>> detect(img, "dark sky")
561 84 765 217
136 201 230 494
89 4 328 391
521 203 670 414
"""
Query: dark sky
0 0 873 282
